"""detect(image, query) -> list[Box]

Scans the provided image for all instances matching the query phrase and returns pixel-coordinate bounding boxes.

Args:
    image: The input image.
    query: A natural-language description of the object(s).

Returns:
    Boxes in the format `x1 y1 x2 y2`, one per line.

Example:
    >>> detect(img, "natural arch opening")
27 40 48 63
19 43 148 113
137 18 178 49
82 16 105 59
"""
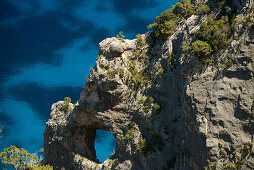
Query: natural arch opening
95 129 116 163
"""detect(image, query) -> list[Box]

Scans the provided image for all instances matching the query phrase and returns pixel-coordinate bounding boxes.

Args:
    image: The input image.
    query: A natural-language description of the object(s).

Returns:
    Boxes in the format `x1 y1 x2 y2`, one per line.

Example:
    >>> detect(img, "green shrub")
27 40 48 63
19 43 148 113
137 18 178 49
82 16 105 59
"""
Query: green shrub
136 34 146 48
125 127 138 141
172 0 194 18
191 40 212 59
137 138 148 153
195 16 231 51
153 103 160 110
61 97 71 112
139 98 145 104
157 67 164 75
31 165 53 170
224 58 233 71
148 0 194 39
107 70 117 79
116 68 124 78
0 145 38 170
104 64 110 70
197 4 210 14
117 31 125 42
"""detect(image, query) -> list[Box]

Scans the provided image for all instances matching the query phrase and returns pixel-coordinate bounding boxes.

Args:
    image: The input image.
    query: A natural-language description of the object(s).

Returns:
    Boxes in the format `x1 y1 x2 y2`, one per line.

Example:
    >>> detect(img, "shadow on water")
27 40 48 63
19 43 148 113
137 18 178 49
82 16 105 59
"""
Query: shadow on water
7 83 81 120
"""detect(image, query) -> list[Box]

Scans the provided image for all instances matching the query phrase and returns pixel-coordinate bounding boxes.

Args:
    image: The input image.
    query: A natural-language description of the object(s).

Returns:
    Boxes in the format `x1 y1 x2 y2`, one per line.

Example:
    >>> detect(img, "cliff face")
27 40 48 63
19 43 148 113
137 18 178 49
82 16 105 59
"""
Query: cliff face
43 0 254 169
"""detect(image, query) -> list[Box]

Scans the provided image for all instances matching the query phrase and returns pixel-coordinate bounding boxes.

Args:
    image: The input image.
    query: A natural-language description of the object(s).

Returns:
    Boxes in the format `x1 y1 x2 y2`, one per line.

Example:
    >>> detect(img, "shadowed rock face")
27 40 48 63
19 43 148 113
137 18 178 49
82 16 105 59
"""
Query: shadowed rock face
43 0 254 169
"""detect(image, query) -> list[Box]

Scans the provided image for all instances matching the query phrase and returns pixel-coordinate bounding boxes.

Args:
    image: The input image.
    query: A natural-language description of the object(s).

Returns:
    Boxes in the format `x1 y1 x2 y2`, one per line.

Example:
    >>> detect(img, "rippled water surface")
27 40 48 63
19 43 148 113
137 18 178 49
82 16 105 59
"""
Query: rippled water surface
0 0 178 164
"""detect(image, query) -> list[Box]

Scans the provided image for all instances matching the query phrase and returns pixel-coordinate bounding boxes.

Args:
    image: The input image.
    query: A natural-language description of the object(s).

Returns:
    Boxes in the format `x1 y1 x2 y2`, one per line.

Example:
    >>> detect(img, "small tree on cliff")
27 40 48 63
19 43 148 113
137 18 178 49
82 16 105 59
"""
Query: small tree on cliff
0 145 38 170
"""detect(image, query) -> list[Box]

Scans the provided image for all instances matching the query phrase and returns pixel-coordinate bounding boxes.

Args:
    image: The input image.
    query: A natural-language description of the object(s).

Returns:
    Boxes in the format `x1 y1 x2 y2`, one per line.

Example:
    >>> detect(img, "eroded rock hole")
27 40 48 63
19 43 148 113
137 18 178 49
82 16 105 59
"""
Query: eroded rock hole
95 129 116 163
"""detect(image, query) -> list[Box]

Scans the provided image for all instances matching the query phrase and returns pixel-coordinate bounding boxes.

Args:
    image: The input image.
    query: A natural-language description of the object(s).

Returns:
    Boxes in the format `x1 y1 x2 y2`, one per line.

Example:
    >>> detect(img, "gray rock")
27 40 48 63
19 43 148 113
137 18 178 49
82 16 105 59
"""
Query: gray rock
43 0 254 169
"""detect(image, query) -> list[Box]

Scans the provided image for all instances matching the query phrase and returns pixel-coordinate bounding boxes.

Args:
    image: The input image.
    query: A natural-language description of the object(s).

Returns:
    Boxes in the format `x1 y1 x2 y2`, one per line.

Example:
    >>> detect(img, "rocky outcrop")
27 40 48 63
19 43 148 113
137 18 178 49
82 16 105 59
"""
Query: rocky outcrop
43 0 254 169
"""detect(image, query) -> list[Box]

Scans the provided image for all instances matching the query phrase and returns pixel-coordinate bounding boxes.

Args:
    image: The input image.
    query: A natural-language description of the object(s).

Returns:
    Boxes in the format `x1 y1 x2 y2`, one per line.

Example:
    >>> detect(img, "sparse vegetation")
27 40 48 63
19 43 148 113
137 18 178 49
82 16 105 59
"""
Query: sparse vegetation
251 102 254 111
31 165 53 170
105 64 110 70
136 34 146 48
117 31 125 42
137 138 148 153
156 67 164 75
125 125 138 141
107 70 117 79
220 142 253 169
0 145 38 170
61 97 71 112
224 58 233 71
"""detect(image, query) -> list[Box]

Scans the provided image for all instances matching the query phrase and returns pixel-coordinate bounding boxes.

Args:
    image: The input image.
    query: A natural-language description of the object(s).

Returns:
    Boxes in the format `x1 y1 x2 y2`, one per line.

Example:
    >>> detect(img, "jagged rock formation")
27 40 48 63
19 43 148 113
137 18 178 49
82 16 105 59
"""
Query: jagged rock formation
43 0 254 169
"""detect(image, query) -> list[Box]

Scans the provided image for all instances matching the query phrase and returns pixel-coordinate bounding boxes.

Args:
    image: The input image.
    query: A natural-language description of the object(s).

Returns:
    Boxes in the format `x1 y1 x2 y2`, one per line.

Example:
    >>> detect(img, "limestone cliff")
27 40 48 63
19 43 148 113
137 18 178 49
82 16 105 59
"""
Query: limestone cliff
43 0 254 169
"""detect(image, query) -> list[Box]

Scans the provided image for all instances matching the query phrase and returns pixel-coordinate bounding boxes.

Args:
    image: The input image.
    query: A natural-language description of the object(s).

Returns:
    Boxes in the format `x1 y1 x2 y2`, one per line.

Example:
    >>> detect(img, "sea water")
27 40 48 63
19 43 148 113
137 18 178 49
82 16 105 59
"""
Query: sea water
0 0 178 164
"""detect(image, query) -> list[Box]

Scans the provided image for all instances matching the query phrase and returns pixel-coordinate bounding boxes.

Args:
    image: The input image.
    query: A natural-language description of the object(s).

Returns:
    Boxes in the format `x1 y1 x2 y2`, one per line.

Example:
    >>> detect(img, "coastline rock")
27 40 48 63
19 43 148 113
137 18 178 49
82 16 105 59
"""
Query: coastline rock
43 0 254 169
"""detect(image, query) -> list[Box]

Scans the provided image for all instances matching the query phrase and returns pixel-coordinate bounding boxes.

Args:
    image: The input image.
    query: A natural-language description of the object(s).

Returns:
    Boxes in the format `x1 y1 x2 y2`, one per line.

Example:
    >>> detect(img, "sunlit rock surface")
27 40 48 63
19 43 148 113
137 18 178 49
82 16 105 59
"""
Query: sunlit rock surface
43 0 254 169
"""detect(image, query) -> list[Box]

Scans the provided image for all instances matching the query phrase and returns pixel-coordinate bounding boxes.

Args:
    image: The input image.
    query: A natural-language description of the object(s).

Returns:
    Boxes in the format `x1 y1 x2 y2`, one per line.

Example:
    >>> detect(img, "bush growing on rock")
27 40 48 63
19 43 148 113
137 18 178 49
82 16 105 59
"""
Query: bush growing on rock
31 165 53 170
195 16 231 51
148 0 194 39
117 31 125 42
60 97 71 112
191 40 212 59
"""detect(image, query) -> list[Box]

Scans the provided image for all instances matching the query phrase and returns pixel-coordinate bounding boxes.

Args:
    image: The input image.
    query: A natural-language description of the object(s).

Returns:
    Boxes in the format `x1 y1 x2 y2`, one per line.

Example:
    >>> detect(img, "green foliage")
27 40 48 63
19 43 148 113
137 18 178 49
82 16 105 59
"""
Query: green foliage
224 58 233 71
240 143 252 161
125 126 138 141
148 0 194 39
31 165 53 170
139 98 145 104
97 55 103 60
197 4 210 14
168 53 177 69
251 102 254 111
218 140 223 148
181 38 190 52
0 145 38 170
127 59 149 91
137 138 148 153
139 133 165 155
153 103 160 110
220 148 227 157
61 97 71 112
172 0 194 18
215 0 229 6
148 10 177 38
136 34 146 48
156 67 164 75
191 40 212 60
116 68 124 78
64 97 71 104
105 64 110 70
221 142 253 169
117 31 125 42
107 70 117 79
195 16 231 51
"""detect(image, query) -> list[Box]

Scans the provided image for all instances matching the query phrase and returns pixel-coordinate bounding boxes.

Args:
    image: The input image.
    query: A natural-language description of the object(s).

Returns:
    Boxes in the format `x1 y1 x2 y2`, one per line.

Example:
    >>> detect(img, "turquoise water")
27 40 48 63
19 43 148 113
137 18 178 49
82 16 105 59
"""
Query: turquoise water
0 0 178 165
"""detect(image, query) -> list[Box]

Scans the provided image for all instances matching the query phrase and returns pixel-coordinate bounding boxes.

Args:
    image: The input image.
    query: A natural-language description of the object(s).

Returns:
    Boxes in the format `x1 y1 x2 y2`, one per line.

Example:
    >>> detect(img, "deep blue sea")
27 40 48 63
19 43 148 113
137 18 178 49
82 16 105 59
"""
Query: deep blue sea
0 0 178 165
